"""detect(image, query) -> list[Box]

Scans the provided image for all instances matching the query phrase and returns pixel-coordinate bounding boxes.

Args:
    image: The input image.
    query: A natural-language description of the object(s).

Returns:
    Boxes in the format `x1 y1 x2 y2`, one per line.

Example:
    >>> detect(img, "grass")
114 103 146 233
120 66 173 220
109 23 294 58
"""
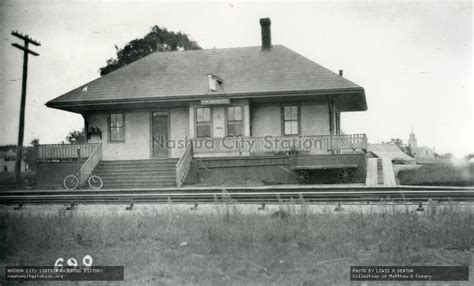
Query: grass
398 163 474 186
0 202 473 285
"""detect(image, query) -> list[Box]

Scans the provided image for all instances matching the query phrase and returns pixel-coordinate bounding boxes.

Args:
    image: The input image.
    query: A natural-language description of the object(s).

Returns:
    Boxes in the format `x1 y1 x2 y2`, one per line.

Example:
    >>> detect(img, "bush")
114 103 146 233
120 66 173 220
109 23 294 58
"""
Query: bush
0 170 36 190
21 170 37 187
398 163 473 186
0 172 13 183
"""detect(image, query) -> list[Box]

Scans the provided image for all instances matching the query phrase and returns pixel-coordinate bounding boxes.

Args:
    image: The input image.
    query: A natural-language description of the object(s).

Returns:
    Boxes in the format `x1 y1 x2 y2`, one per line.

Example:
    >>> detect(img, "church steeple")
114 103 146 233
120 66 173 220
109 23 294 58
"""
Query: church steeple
408 127 417 149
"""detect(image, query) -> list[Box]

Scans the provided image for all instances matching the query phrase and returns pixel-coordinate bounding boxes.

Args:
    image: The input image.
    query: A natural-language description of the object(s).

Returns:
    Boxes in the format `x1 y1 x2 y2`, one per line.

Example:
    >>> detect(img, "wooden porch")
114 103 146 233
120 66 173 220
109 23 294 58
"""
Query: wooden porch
177 134 368 186
36 143 102 185
35 134 367 161
35 134 367 188
36 143 100 161
190 134 368 155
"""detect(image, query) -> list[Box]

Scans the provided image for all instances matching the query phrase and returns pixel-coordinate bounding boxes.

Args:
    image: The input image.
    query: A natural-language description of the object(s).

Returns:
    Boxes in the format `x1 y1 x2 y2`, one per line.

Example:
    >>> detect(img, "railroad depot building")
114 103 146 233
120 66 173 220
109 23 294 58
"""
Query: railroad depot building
38 18 370 189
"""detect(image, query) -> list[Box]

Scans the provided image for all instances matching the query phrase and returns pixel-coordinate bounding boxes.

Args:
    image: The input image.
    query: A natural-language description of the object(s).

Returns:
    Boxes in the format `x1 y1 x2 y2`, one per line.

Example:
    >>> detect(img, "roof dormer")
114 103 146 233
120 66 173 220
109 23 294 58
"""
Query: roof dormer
207 74 223 92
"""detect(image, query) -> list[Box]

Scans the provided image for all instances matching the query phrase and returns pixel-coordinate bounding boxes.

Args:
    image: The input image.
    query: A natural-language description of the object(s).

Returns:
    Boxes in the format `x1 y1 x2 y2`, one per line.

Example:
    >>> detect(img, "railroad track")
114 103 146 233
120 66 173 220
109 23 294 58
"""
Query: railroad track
1 186 473 205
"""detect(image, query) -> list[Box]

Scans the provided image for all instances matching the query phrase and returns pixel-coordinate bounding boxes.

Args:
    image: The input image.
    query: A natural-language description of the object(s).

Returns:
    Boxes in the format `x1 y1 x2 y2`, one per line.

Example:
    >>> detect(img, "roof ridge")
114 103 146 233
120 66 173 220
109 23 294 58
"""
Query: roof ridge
161 45 283 53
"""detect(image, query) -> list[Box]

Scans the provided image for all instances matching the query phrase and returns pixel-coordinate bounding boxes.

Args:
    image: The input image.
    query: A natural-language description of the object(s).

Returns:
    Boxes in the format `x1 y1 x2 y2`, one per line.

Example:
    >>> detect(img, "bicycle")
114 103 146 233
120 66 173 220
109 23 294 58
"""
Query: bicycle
63 171 103 190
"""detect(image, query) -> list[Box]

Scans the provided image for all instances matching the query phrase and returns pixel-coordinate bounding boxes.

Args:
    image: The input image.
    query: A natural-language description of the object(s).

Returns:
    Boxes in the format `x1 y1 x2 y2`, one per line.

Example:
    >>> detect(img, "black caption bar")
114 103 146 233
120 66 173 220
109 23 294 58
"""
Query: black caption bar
5 266 124 281
350 266 468 281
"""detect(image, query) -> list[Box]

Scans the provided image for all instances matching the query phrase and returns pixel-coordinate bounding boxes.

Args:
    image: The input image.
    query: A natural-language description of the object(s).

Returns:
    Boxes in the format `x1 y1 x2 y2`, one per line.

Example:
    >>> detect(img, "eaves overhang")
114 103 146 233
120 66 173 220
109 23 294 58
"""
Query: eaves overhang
46 87 367 114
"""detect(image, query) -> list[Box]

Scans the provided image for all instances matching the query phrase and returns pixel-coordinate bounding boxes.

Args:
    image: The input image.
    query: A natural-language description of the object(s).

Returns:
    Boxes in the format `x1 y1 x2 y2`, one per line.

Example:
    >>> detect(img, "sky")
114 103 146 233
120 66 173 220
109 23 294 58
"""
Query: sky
0 0 472 156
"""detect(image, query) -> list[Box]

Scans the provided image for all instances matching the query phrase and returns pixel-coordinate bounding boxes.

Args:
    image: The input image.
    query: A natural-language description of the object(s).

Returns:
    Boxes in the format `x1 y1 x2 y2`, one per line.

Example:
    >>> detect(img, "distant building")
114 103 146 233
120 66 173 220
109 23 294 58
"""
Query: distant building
408 130 417 150
0 149 27 173
408 130 437 164
412 146 437 164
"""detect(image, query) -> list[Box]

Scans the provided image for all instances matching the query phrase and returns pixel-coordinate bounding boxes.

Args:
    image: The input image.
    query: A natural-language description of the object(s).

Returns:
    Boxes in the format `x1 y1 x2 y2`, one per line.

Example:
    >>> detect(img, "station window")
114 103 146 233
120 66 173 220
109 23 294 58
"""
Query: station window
196 108 211 138
283 105 299 135
227 106 243 136
109 113 125 142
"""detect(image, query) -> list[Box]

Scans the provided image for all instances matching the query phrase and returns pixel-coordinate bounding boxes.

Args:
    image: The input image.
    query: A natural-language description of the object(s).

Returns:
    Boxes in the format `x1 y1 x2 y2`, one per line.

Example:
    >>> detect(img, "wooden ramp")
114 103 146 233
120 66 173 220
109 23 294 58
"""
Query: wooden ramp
381 157 397 186
365 157 397 187
365 158 378 186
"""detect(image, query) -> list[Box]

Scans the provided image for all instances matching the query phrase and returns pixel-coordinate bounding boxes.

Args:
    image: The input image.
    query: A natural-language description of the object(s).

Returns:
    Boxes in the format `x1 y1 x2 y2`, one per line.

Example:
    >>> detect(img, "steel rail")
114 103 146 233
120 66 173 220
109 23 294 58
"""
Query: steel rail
2 185 473 195
1 189 473 205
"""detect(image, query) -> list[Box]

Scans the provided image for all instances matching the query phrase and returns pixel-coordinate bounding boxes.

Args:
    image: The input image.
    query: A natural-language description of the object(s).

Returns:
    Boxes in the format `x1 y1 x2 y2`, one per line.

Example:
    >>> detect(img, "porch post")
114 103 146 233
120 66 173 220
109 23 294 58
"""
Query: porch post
76 146 81 172
327 95 334 154
327 96 334 135
243 105 250 136
189 106 195 138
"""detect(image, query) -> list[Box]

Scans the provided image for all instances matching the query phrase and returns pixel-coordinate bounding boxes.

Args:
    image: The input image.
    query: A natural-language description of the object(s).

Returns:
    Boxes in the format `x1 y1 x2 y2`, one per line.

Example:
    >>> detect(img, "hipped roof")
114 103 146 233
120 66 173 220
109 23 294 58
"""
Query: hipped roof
47 45 367 113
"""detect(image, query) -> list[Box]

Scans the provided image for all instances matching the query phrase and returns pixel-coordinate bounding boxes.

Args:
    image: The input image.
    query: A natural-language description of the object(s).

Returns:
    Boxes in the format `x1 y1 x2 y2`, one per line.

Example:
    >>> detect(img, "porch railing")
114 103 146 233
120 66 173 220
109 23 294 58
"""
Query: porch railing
36 143 100 161
176 143 194 187
191 134 368 155
79 143 102 184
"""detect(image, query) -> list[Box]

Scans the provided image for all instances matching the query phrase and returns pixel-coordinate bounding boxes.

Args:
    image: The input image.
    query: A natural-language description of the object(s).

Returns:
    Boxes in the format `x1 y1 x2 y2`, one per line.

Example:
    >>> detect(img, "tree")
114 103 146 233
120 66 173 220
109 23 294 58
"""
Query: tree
99 25 201 76
438 153 453 160
382 138 413 157
22 138 39 170
386 138 403 147
66 129 86 144
0 145 17 152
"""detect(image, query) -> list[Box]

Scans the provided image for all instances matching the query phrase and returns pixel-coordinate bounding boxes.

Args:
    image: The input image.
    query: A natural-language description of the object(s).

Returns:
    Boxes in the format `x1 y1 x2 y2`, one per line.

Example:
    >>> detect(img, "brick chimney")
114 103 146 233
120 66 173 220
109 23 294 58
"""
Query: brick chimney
260 18 272 50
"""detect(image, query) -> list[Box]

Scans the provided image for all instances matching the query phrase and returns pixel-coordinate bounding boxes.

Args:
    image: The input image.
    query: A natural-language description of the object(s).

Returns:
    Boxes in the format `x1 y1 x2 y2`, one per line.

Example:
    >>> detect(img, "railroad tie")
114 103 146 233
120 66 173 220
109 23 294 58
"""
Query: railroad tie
416 202 425 212
13 203 24 210
66 203 77 211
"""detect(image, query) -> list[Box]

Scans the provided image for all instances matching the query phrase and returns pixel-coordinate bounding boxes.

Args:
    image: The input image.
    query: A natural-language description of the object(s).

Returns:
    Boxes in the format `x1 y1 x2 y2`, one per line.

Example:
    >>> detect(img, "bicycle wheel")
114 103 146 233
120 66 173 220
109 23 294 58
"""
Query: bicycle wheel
88 175 103 189
64 175 79 190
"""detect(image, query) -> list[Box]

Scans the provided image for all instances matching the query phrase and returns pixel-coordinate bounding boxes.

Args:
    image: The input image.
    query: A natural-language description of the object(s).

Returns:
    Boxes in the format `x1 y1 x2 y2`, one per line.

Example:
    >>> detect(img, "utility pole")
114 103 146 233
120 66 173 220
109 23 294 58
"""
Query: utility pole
11 31 40 184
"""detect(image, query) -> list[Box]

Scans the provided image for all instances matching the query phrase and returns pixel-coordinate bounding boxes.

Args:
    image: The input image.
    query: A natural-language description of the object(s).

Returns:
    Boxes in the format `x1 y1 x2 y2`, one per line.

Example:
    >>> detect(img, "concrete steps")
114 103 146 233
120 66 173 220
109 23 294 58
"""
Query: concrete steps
93 159 178 189
376 158 384 184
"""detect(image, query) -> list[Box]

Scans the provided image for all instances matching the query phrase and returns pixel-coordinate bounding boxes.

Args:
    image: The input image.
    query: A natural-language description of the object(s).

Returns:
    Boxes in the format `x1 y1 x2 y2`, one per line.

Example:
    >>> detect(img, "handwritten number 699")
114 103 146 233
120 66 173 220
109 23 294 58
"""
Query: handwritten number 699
54 255 93 268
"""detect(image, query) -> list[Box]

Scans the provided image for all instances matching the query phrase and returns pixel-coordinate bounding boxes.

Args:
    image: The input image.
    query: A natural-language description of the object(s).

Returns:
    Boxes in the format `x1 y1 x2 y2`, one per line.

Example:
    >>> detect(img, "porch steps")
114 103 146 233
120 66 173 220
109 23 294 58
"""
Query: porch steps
93 159 178 189
366 158 396 187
